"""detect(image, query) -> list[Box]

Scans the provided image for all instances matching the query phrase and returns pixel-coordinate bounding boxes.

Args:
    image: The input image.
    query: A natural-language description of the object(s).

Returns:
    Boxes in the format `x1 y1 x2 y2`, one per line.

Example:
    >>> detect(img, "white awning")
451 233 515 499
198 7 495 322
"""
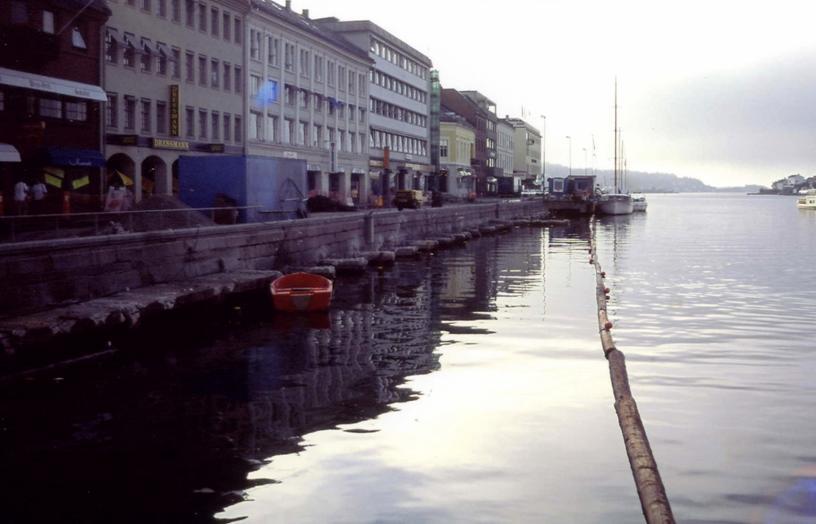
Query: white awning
0 67 107 102
0 143 21 163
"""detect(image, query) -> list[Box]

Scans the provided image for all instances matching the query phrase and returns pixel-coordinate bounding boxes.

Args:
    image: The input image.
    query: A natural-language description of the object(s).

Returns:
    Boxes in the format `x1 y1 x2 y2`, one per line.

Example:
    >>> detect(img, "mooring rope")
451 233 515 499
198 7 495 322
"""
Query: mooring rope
589 224 675 524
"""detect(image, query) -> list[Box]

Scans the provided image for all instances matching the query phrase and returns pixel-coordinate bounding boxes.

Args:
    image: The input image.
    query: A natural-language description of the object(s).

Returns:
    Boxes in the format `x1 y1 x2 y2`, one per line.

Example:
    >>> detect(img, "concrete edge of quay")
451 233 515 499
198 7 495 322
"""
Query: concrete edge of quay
0 200 548 366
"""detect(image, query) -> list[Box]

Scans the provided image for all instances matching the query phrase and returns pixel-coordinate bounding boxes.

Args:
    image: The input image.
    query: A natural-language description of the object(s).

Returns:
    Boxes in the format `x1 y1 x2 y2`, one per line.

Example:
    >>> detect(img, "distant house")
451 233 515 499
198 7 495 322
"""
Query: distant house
788 174 805 186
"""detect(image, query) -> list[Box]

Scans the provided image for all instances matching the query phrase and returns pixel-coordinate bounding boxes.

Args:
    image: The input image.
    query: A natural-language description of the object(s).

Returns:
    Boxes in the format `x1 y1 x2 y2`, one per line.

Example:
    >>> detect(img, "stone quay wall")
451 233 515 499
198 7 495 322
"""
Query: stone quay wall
0 201 545 317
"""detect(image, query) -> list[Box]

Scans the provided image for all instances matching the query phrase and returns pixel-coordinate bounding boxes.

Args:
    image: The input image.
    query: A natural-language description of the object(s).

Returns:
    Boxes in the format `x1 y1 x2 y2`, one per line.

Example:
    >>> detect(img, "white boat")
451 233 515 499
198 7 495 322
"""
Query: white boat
598 193 634 215
632 194 648 212
598 80 634 216
797 189 816 209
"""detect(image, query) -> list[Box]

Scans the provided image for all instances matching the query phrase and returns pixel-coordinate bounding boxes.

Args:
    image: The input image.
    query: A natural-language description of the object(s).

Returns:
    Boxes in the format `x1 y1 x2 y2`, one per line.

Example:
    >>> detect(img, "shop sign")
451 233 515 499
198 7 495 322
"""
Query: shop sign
169 85 180 137
152 138 190 150
206 143 225 153
109 134 138 146
283 151 297 159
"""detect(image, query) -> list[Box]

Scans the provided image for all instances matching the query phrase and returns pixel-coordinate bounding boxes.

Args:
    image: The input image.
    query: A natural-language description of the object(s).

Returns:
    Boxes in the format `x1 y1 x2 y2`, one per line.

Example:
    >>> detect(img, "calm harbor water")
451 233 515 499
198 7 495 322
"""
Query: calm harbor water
0 193 814 523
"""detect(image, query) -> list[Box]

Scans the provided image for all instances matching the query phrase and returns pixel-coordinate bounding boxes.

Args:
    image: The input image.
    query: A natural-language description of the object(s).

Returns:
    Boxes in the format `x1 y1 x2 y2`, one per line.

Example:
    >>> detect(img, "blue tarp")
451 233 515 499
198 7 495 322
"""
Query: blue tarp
41 147 105 167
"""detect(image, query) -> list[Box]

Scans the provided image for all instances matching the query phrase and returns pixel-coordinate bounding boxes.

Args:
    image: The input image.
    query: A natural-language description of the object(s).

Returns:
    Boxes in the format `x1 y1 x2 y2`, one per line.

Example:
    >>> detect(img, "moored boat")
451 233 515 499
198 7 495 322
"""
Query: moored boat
270 272 333 312
598 193 634 215
797 189 816 209
632 194 648 212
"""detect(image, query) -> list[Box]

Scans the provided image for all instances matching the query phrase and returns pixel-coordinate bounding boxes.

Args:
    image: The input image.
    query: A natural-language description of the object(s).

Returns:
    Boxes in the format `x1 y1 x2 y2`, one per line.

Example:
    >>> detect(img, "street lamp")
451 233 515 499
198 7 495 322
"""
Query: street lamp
539 115 546 186
565 135 572 177
582 147 588 175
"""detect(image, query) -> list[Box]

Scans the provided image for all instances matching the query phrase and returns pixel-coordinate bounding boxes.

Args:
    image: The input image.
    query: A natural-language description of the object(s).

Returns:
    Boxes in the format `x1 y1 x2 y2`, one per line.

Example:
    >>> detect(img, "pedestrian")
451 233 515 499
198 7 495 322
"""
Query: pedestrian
13 179 29 215
31 179 47 214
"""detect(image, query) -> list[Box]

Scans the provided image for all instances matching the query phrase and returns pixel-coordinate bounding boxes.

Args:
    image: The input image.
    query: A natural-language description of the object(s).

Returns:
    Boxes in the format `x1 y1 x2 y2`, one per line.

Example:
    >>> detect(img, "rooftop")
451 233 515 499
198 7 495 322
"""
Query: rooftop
312 17 432 66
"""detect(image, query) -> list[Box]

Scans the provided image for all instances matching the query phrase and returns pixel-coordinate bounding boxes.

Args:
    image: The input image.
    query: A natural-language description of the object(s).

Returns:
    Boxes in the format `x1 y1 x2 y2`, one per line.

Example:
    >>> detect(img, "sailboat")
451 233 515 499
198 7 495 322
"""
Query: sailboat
598 80 634 216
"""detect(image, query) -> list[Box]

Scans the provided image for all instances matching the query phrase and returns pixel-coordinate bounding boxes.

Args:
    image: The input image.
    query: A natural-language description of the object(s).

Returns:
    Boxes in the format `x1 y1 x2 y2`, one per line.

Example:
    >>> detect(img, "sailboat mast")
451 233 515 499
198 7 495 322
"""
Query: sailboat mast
614 78 618 193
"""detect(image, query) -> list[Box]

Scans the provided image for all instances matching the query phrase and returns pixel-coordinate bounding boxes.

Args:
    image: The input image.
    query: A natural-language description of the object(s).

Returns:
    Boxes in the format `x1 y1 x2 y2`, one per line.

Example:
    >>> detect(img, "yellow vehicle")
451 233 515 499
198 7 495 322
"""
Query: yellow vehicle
393 189 425 210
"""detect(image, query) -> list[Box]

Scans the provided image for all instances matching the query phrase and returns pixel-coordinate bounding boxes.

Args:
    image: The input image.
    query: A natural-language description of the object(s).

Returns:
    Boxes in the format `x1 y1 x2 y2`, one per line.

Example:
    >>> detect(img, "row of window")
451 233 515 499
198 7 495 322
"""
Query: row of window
6 93 89 122
249 78 367 122
106 31 243 94
10 2 89 49
369 129 428 157
369 38 428 80
249 29 367 95
368 97 427 128
247 114 367 154
124 0 241 44
369 69 427 104
439 139 474 162
106 92 242 143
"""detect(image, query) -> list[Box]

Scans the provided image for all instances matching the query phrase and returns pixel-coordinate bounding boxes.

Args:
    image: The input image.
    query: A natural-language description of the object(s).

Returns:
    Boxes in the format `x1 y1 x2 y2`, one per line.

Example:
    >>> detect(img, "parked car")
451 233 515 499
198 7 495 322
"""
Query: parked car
393 189 425 210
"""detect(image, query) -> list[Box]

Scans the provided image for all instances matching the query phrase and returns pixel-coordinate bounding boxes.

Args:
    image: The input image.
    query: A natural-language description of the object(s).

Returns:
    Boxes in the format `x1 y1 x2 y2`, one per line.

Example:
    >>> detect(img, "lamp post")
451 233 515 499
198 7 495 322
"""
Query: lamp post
582 147 588 175
565 135 572 177
539 115 546 186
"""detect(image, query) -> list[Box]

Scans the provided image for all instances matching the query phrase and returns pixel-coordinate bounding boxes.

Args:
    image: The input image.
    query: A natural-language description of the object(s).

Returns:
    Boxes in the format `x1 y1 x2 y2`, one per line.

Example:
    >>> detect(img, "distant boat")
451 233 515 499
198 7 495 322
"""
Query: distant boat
632 193 648 212
270 273 333 312
598 79 634 216
797 189 816 210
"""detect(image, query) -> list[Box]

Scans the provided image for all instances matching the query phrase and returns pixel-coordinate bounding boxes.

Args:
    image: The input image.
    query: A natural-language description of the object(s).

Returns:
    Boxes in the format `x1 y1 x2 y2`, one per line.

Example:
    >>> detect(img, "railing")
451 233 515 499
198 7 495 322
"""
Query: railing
0 206 264 244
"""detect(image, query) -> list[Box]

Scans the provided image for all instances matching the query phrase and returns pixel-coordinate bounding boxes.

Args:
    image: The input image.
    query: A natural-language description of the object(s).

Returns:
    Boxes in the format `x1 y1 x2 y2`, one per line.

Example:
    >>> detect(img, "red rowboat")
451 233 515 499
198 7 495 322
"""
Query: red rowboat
270 272 333 312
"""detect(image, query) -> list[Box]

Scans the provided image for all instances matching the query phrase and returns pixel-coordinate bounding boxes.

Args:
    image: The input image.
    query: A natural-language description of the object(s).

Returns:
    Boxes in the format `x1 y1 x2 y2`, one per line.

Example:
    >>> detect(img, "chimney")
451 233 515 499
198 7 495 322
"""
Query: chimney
285 0 291 10
302 8 309 18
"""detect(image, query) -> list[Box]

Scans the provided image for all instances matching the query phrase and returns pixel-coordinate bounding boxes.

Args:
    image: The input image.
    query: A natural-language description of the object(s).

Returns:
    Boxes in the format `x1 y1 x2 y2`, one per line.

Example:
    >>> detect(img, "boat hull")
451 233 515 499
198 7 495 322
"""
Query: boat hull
598 195 634 215
270 273 333 312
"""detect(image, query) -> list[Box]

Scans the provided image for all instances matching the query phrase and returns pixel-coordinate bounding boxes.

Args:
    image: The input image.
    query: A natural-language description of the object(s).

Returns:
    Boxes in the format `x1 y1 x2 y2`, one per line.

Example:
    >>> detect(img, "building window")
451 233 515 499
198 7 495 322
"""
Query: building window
348 71 355 95
313 93 321 112
140 99 151 132
223 114 231 142
268 36 279 66
171 0 180 21
222 12 230 40
158 0 166 17
171 48 180 78
157 44 168 75
10 2 28 25
359 108 365 123
198 2 206 31
125 97 136 129
314 55 323 82
249 111 260 140
156 101 167 133
198 55 206 85
300 49 309 77
284 43 294 72
210 58 219 87
42 10 55 33
359 74 365 95
185 0 194 26
283 118 293 144
211 111 219 139
284 85 294 106
105 31 118 63
123 35 135 67
185 51 194 81
234 66 241 93
234 115 241 142
140 39 152 72
313 124 322 148
210 7 218 35
338 66 346 92
440 140 448 158
250 75 261 97
106 93 118 127
234 18 241 44
142 0 150 11
250 29 260 60
223 63 231 91
39 98 62 118
198 109 207 138
298 89 307 109
327 61 335 86
266 116 277 142
65 101 87 122
72 27 87 49
298 121 306 145
185 106 194 137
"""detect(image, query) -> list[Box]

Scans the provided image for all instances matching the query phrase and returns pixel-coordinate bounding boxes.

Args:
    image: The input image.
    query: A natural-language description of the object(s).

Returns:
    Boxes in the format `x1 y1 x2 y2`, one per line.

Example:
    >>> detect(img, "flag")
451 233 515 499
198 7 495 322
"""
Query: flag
254 80 278 108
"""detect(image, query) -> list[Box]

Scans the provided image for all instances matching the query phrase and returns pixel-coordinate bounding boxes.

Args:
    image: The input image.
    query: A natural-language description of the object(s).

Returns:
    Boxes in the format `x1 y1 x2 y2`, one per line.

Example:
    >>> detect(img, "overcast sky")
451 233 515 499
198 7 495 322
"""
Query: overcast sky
298 0 816 187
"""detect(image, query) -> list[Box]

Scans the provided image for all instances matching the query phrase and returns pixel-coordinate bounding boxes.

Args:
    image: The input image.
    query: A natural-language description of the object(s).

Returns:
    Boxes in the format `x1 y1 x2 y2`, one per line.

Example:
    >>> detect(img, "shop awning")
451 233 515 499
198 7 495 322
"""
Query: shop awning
0 67 107 102
0 143 21 162
40 147 105 167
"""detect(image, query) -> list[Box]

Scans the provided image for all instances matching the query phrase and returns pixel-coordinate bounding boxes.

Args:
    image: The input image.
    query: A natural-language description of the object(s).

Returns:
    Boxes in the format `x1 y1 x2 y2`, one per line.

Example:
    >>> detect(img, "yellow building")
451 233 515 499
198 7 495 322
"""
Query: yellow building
439 113 475 199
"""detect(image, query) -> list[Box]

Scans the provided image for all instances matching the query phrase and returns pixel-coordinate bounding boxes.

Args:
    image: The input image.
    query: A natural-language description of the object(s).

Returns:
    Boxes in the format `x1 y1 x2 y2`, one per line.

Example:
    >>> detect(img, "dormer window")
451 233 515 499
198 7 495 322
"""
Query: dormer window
72 27 87 49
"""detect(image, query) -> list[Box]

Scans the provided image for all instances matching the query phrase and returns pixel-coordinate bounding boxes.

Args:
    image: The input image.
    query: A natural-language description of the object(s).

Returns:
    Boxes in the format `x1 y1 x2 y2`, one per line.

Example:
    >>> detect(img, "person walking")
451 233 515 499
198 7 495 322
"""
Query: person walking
13 179 29 215
31 179 48 214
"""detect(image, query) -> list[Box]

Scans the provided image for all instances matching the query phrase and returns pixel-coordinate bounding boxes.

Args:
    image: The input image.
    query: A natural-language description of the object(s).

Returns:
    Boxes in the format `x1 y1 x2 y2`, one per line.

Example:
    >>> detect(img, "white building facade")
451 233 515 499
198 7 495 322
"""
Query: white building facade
496 119 514 176
245 1 371 206
104 0 247 201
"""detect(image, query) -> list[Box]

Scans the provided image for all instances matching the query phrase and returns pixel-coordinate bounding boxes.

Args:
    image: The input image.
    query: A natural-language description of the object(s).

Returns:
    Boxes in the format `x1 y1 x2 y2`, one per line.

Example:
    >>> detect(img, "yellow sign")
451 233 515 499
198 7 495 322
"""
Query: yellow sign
169 84 180 137
151 138 189 150
72 176 90 189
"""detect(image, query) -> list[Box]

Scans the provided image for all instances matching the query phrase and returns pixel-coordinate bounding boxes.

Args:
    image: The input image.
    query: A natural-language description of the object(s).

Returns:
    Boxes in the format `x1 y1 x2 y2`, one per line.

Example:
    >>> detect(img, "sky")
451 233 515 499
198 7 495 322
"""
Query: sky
296 0 816 187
